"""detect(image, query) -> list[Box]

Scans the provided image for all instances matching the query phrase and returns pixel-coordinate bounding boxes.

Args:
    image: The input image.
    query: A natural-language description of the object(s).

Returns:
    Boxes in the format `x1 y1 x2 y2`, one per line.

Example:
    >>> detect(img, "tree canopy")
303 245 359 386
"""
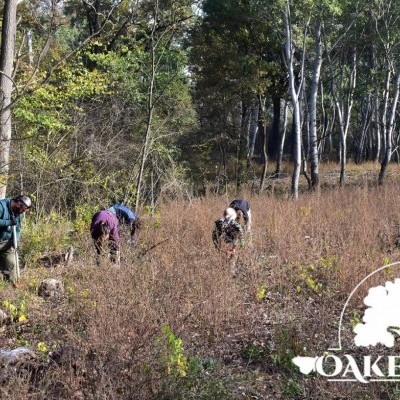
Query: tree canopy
1 0 400 210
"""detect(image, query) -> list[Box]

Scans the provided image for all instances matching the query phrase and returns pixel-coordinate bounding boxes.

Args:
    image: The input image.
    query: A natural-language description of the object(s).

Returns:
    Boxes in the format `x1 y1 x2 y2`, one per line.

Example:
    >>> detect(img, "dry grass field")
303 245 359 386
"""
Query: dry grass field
2 163 400 399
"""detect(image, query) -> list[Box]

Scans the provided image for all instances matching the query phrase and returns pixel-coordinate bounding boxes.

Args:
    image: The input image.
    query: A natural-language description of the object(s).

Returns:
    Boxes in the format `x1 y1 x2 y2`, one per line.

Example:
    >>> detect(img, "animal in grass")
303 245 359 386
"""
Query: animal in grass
90 210 120 266
108 203 141 245
212 207 244 260
228 199 252 234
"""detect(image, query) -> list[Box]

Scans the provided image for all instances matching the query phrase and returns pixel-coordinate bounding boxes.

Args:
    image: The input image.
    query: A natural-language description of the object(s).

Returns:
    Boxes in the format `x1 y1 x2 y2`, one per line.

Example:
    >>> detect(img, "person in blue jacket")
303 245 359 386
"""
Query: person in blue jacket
108 203 140 243
0 195 32 282
229 199 252 233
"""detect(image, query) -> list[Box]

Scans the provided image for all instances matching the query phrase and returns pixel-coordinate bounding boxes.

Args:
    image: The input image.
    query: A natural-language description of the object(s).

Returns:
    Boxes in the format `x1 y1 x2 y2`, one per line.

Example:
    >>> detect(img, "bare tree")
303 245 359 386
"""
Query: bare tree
275 100 288 175
284 1 305 200
375 0 400 184
0 0 18 198
135 1 160 211
378 71 400 184
335 48 357 186
258 95 269 192
308 19 323 190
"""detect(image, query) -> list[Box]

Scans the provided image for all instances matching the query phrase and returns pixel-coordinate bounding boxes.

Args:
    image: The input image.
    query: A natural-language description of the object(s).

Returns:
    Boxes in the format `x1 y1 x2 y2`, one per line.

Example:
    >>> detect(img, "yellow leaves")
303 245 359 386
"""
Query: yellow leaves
2 300 17 317
37 342 49 354
350 311 361 329
383 256 391 266
297 257 337 296
256 285 267 301
162 324 189 378
173 353 189 377
299 206 311 218
2 299 28 322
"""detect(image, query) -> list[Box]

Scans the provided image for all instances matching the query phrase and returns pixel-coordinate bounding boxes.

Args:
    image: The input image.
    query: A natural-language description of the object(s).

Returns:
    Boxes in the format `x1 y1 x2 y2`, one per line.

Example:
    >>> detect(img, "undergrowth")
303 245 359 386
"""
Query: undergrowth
2 169 400 399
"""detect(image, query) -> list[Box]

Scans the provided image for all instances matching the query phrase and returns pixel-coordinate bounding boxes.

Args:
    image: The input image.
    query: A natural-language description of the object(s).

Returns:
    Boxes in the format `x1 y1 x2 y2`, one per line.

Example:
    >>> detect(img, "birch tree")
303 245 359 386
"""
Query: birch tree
374 0 400 185
281 0 345 196
308 19 323 189
303 0 348 188
333 48 357 186
378 71 400 184
283 1 303 200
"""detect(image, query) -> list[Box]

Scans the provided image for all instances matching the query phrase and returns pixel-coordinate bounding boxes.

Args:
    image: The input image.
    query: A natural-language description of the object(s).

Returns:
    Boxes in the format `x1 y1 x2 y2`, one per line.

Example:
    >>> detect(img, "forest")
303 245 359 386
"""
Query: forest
2 0 400 399
0 0 399 211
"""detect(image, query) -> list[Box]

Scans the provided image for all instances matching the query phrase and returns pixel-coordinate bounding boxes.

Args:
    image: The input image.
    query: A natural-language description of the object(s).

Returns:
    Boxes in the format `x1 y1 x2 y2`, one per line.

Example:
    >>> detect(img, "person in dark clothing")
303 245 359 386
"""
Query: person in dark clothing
0 195 32 282
90 210 120 266
212 207 244 260
229 199 252 233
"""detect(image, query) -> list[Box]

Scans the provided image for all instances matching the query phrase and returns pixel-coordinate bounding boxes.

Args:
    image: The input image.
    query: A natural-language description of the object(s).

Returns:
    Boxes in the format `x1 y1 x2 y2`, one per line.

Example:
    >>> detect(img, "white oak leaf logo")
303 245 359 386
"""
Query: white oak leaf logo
353 279 400 348
292 356 317 374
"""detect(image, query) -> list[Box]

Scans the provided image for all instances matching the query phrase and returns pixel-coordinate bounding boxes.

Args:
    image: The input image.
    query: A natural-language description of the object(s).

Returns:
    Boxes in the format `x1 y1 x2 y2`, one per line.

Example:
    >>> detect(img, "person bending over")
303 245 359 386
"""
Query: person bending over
212 207 244 260
90 209 120 266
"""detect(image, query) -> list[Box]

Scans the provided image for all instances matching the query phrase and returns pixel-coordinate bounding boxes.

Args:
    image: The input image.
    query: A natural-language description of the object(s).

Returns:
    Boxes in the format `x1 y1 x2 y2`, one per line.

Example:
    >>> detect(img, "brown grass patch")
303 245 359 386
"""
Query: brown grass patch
2 168 400 398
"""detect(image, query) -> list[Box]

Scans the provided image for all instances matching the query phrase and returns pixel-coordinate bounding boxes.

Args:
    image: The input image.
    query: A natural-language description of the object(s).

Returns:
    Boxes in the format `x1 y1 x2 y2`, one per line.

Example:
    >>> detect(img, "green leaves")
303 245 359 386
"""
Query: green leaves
162 324 189 377
15 62 109 139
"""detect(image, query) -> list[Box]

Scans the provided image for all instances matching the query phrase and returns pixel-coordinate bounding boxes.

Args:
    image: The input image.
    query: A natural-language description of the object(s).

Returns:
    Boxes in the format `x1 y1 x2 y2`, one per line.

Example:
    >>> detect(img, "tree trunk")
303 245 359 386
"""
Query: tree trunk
380 70 391 156
276 101 288 175
135 7 157 211
335 49 356 186
284 2 302 200
355 94 372 164
268 96 281 159
373 87 381 163
26 30 33 66
248 103 259 160
308 20 322 189
372 45 381 163
258 95 269 192
0 0 18 198
378 71 400 185
235 102 250 193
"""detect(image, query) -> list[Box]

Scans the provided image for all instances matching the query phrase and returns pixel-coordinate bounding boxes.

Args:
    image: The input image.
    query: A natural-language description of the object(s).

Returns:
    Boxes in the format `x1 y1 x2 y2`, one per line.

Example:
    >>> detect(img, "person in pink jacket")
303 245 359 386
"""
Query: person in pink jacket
90 209 120 266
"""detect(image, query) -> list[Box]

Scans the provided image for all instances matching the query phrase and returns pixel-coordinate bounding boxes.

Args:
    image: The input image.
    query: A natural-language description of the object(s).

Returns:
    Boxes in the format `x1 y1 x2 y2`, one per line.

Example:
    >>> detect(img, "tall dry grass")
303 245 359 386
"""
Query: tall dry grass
2 179 400 399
